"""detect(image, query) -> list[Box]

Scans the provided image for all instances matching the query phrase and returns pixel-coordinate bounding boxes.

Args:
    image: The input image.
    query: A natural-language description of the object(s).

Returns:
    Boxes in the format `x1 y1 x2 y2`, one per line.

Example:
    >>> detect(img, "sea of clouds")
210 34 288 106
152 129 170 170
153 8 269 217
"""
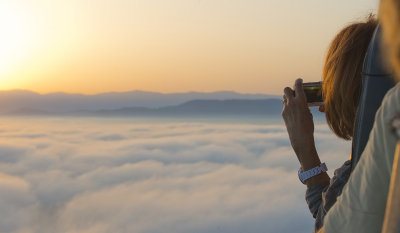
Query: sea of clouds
0 117 351 233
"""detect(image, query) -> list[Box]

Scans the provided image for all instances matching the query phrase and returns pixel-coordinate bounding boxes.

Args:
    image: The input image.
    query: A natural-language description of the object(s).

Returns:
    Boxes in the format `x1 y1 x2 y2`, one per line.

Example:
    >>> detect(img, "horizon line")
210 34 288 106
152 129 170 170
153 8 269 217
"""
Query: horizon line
0 88 279 96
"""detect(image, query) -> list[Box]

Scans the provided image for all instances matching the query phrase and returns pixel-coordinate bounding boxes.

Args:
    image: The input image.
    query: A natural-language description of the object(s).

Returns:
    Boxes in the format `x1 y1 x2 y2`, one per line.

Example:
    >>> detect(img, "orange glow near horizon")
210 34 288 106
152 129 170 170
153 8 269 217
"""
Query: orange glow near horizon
0 0 378 95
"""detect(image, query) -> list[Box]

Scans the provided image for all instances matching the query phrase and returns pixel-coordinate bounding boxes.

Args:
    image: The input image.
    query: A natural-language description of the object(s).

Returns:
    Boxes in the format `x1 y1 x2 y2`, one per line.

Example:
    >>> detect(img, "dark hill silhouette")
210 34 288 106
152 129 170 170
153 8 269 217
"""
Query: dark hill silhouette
0 90 278 114
5 99 283 117
87 99 283 117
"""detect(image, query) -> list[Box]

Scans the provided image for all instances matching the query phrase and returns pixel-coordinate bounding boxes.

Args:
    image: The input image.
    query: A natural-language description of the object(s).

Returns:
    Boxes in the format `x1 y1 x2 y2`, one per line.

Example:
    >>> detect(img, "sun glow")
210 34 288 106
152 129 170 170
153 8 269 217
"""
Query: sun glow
0 3 35 80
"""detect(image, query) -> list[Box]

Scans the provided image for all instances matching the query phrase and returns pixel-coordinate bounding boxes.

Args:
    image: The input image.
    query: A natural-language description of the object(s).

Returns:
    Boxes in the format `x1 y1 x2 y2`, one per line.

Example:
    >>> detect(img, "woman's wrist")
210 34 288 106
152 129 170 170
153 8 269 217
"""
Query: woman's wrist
296 145 321 171
297 147 330 187
305 172 330 188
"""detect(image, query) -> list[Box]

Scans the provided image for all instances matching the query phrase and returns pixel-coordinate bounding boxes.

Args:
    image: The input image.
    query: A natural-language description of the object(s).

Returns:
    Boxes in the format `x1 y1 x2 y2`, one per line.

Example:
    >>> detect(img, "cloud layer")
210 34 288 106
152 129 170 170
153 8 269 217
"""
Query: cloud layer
0 117 351 233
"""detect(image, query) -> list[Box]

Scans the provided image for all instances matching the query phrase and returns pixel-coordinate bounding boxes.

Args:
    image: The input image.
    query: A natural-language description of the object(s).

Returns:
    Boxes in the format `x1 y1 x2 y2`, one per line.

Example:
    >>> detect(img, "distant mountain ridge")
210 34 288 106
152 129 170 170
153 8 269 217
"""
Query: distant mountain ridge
0 90 279 114
4 99 284 117
90 99 283 117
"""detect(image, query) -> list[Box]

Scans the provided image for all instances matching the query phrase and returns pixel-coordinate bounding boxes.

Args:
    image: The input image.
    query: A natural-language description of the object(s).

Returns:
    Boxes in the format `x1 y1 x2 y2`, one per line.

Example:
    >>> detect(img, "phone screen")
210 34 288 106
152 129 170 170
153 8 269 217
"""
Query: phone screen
303 82 323 105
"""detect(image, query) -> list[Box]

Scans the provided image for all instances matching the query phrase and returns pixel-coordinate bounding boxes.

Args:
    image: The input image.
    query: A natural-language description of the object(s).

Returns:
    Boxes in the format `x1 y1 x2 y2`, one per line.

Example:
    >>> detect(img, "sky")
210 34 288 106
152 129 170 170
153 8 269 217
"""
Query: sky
0 0 379 95
0 117 351 233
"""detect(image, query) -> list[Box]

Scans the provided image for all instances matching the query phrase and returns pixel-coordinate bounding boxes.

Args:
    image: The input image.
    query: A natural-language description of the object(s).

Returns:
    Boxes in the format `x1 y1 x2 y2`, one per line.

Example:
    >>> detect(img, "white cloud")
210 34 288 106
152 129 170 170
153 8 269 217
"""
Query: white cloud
0 117 351 233
0 173 36 232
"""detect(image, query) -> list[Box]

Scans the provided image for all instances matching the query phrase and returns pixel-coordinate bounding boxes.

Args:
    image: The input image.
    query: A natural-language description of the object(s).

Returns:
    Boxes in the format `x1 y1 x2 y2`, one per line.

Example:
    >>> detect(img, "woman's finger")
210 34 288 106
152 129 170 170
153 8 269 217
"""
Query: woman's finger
294 78 306 101
284 87 294 102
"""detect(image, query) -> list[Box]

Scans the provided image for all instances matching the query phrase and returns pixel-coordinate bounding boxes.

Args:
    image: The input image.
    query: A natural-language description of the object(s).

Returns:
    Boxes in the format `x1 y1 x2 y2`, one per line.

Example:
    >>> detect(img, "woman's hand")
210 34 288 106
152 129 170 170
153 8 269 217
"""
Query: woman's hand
282 79 320 170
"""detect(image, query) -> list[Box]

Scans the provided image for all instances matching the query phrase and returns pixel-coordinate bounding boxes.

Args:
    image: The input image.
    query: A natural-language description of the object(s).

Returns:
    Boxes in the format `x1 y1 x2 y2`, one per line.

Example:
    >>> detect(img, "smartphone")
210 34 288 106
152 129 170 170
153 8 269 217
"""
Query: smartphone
302 81 323 106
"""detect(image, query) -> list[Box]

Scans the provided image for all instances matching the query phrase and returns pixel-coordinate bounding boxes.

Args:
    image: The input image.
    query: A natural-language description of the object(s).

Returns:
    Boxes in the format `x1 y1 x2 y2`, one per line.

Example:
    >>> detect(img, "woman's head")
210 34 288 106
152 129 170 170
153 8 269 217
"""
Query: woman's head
323 16 378 140
380 0 400 78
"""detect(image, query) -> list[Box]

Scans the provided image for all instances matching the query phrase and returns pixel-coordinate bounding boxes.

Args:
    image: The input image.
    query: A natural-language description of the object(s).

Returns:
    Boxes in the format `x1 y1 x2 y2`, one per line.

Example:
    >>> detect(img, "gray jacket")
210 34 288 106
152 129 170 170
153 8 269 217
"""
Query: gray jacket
305 160 351 232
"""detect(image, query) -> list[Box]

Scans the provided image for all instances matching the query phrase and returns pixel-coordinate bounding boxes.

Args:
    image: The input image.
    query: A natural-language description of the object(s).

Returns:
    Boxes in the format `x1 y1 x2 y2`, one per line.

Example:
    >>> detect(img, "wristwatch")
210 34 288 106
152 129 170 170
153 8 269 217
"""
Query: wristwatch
298 163 328 184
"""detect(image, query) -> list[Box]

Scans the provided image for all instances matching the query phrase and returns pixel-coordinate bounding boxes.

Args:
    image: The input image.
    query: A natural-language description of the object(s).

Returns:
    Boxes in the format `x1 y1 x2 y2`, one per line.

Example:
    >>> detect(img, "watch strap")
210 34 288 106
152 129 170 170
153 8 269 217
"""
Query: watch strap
298 163 328 184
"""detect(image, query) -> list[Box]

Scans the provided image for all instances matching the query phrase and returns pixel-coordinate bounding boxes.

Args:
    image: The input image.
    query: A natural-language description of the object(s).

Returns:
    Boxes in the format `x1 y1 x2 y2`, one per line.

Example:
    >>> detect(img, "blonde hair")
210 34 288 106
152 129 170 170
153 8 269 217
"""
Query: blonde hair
323 17 378 140
380 0 400 79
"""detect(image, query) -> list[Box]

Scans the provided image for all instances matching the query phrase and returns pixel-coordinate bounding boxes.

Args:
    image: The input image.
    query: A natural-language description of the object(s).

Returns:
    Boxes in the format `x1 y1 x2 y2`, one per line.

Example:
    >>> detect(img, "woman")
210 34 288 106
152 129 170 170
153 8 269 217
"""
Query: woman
281 17 377 232
320 1 400 232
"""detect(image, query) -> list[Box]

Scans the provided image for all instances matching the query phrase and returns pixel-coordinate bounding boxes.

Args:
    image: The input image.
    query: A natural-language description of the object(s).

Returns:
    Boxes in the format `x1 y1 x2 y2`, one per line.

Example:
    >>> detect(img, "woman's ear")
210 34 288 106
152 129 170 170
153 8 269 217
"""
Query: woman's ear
319 105 325 113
